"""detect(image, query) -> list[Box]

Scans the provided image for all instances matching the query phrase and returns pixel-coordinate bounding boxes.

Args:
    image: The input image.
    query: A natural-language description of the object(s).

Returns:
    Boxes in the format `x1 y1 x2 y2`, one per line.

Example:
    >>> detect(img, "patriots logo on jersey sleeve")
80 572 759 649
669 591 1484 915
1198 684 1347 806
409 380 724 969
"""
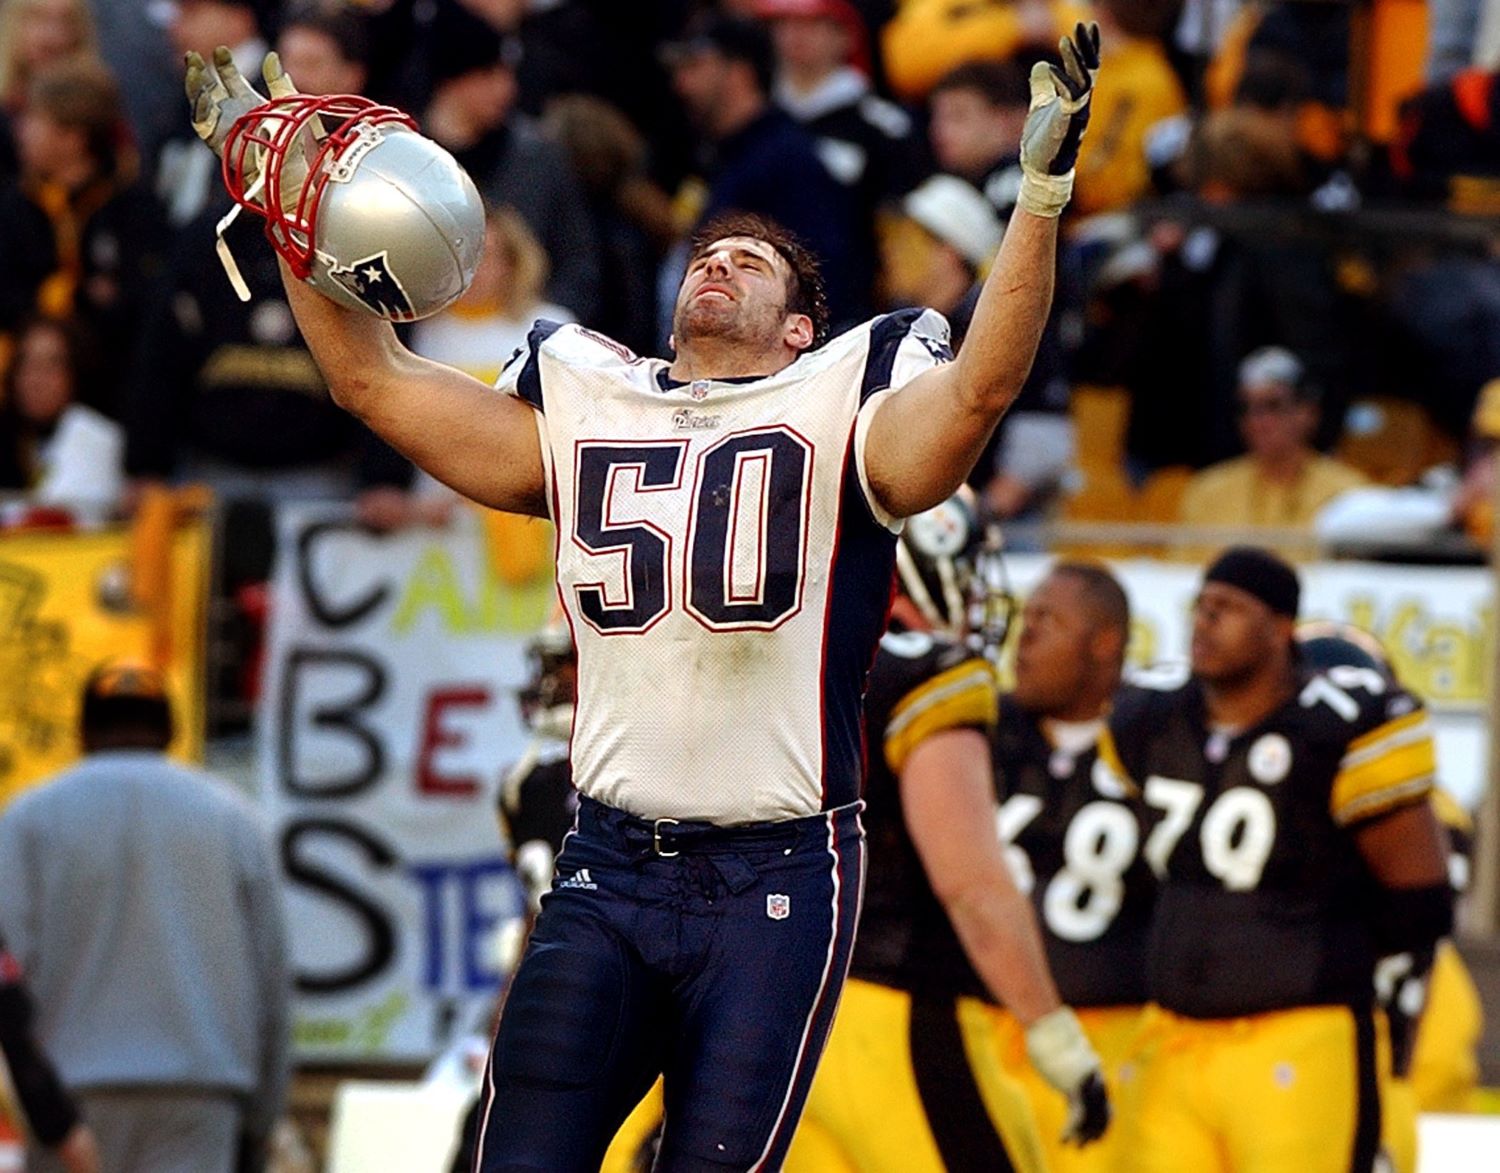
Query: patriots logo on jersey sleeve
328 251 417 320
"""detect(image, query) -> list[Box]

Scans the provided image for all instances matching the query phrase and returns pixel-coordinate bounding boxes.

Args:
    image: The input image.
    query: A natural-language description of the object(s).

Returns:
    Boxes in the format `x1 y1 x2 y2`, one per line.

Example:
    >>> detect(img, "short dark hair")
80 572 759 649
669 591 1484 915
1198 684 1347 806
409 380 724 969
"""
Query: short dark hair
688 212 832 348
1051 560 1131 636
931 59 1031 109
28 59 125 174
281 1 372 71
665 15 776 96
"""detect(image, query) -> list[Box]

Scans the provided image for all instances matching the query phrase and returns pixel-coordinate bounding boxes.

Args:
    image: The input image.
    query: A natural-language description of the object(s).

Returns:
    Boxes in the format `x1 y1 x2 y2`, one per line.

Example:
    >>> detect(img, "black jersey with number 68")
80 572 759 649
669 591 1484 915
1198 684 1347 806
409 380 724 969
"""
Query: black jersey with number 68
1101 666 1436 1019
993 694 1154 1008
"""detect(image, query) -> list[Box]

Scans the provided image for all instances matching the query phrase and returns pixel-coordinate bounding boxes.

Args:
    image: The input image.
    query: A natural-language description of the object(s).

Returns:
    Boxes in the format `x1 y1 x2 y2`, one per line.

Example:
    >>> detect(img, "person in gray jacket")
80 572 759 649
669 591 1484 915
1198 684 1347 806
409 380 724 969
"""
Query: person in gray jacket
0 660 290 1173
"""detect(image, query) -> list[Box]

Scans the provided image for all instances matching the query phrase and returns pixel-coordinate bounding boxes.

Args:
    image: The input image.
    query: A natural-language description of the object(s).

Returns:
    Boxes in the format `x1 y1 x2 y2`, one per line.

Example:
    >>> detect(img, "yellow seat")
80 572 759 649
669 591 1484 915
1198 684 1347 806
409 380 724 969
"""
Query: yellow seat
1070 384 1131 477
1336 397 1441 486
1135 466 1195 524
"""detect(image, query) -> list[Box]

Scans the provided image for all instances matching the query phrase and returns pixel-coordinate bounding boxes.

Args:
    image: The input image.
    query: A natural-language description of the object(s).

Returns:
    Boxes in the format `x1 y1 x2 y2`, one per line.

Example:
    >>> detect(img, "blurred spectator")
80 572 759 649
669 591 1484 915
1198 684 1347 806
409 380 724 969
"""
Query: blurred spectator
156 0 268 227
884 174 1074 522
928 59 1031 216
664 12 860 324
1073 0 1187 215
275 1 371 98
1179 346 1366 534
0 316 123 524
755 0 926 302
88 0 180 173
0 931 99 1173
0 660 289 1173
881 175 1000 347
123 198 413 509
1178 104 1307 198
405 204 572 526
413 205 574 383
422 5 601 321
879 0 1074 100
1205 0 1350 168
542 94 675 354
0 0 96 184
0 58 166 417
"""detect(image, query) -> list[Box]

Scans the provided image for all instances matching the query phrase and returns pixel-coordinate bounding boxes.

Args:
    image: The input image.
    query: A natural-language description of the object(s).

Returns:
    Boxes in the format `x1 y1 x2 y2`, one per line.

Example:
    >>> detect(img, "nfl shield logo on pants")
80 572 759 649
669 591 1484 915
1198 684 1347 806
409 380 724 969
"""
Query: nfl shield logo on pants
766 893 791 920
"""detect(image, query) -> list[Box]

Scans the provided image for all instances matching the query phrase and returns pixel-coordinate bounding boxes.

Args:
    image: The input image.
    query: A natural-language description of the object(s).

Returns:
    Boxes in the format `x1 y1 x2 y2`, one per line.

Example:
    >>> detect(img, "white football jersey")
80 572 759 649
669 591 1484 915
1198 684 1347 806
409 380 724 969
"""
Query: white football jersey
496 310 952 824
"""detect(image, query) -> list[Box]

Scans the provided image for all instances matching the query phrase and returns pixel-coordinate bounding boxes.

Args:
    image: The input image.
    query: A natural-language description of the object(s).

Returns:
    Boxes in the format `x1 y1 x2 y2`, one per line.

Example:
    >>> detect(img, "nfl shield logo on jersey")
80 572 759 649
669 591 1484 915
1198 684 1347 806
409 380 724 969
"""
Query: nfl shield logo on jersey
690 379 711 401
766 893 791 921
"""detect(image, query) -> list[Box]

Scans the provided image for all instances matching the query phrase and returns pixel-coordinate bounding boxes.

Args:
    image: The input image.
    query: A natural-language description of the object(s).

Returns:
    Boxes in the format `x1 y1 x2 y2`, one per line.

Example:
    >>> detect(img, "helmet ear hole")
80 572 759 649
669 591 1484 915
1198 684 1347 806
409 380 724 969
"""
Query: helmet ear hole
221 94 485 321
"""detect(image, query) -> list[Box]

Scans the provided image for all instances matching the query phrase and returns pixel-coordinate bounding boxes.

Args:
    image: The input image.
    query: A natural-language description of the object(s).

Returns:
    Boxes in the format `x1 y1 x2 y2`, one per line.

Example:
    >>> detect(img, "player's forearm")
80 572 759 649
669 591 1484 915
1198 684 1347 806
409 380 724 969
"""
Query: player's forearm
944 874 1062 1025
950 209 1058 418
278 259 409 416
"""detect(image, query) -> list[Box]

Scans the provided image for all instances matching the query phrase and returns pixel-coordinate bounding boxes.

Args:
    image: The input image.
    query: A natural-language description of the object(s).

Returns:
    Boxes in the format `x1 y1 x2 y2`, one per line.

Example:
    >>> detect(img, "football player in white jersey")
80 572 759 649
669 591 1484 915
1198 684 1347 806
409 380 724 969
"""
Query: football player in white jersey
186 23 1101 1171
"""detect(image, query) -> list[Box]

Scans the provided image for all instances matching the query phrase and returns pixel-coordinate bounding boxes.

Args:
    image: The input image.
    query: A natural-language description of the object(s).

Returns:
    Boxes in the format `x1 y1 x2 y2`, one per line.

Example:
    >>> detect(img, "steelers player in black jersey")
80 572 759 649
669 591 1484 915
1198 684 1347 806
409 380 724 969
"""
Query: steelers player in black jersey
1297 622 1484 1173
1101 548 1452 1173
987 561 1154 1173
498 624 581 915
785 494 1109 1173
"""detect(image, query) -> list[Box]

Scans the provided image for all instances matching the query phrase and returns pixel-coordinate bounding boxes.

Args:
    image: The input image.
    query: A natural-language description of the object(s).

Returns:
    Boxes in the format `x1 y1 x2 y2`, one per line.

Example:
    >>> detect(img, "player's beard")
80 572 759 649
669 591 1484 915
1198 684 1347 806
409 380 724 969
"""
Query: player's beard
673 289 786 355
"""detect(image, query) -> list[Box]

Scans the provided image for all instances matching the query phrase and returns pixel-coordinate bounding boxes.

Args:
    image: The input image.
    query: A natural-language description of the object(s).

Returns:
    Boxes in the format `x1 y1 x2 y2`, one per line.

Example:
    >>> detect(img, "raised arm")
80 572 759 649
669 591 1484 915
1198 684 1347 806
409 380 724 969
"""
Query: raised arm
864 25 1100 519
185 47 548 516
279 267 548 516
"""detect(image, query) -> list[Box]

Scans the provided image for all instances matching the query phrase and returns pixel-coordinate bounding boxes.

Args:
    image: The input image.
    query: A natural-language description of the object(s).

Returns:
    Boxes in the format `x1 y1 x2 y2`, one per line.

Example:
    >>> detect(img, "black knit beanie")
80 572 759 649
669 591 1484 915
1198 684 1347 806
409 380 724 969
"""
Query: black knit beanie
1203 546 1300 618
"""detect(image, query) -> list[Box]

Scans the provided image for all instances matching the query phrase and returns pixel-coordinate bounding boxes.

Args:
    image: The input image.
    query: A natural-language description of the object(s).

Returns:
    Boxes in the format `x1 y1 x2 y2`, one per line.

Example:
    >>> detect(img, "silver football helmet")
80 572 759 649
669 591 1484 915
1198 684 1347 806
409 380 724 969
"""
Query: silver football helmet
219 93 484 321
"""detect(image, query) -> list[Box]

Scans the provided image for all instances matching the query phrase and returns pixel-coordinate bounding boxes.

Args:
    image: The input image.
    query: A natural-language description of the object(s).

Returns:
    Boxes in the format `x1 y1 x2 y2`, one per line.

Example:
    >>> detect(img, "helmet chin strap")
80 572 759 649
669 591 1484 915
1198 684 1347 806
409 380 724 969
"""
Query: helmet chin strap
214 166 266 302
894 540 945 630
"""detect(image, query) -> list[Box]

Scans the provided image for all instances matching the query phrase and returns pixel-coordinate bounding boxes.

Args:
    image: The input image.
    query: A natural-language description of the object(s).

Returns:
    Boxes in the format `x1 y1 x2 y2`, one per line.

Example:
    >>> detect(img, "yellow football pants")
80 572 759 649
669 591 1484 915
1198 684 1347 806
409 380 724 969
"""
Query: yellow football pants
989 1004 1147 1173
1118 1004 1384 1173
600 1080 663 1173
1411 941 1484 1113
783 978 1046 1173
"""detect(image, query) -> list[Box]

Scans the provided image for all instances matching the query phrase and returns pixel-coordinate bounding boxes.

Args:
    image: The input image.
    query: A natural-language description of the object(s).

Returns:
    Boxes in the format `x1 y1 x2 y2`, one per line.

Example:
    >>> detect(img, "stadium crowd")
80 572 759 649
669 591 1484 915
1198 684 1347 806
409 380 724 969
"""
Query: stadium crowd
0 0 1493 553
0 0 1495 1170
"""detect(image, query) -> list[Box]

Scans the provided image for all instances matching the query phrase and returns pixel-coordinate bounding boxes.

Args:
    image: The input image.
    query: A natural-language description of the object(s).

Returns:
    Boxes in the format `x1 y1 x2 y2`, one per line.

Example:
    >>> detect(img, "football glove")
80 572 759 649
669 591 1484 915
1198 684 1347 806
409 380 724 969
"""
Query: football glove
1374 946 1435 1078
185 46 309 212
1017 21 1101 218
1025 1006 1111 1145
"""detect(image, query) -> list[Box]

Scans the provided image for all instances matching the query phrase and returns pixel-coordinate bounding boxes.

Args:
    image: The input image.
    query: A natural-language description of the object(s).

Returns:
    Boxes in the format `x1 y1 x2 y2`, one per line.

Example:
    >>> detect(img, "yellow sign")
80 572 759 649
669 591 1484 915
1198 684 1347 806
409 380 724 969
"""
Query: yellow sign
0 520 210 807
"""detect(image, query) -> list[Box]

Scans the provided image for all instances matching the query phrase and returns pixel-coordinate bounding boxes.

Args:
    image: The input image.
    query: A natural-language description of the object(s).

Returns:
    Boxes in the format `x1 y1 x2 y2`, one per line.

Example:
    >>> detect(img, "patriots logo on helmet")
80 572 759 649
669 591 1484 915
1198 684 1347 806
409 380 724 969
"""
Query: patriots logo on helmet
328 251 417 320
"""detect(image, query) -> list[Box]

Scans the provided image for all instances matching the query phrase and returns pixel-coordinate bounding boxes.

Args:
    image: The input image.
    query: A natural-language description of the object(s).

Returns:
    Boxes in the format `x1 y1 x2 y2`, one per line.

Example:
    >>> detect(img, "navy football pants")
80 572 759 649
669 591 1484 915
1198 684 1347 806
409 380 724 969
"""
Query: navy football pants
472 796 865 1172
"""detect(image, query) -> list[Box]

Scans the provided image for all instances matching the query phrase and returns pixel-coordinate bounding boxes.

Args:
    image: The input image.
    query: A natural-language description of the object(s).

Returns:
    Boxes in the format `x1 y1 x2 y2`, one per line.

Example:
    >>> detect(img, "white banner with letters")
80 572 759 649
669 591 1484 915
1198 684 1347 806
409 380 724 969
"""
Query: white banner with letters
258 505 555 1063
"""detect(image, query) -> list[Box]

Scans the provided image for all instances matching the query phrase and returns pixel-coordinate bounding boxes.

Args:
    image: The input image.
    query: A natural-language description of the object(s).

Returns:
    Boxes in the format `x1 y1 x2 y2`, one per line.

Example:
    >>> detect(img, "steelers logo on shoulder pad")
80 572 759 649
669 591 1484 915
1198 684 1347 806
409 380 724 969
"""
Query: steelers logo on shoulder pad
1248 733 1292 785
904 496 972 559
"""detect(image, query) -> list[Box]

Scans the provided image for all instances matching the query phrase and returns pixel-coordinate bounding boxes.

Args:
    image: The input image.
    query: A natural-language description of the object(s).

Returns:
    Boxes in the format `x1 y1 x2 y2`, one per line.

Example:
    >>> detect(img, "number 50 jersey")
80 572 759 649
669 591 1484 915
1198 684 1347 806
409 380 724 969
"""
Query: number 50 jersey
497 311 952 825
1101 666 1436 1018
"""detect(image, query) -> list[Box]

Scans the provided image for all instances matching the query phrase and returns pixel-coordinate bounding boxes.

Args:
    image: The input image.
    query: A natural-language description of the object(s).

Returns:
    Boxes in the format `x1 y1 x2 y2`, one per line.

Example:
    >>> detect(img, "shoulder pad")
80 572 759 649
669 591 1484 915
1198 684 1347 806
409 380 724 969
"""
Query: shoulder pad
1295 666 1422 740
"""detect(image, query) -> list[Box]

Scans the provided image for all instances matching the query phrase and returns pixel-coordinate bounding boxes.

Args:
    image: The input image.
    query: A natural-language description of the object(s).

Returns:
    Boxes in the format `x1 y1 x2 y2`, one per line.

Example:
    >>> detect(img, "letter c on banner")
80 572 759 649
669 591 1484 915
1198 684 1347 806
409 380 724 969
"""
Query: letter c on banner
297 519 390 628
